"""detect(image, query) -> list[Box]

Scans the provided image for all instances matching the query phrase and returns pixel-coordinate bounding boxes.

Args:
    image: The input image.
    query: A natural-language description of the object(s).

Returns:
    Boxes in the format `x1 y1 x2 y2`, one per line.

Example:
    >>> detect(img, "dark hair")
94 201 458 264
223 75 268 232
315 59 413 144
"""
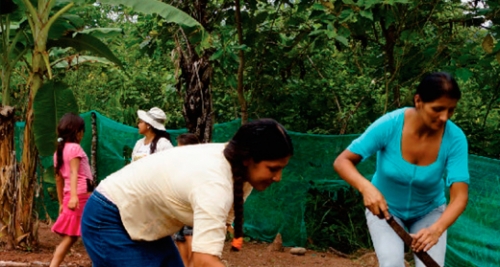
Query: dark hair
150 128 172 154
176 133 200 146
223 118 293 250
416 72 461 103
55 113 85 176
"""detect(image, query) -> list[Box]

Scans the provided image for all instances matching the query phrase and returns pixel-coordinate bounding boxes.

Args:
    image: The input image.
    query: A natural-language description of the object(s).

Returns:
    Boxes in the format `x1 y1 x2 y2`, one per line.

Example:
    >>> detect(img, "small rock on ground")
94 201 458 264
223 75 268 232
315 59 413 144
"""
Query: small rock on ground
290 247 307 256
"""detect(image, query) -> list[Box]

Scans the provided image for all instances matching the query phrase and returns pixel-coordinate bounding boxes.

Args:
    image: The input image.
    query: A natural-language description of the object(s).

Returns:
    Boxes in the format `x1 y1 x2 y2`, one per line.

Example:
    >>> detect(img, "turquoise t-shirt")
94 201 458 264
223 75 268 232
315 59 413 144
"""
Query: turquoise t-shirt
347 108 470 220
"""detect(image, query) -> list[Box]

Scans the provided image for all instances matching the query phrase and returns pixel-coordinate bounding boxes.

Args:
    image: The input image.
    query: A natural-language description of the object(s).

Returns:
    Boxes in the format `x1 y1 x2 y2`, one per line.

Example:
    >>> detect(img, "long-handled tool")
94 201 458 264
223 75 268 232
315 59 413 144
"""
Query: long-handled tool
386 216 440 267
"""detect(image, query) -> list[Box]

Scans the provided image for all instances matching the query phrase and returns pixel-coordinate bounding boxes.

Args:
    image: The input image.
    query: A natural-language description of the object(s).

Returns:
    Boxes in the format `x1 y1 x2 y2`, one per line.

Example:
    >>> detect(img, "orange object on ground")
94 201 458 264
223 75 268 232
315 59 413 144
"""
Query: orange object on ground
231 237 243 251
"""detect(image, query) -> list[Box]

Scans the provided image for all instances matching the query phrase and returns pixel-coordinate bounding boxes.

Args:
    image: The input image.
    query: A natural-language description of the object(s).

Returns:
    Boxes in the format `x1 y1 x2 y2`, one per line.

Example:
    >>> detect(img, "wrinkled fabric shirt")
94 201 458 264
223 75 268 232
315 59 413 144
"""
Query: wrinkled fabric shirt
131 137 173 162
97 143 252 257
54 143 92 195
347 108 469 220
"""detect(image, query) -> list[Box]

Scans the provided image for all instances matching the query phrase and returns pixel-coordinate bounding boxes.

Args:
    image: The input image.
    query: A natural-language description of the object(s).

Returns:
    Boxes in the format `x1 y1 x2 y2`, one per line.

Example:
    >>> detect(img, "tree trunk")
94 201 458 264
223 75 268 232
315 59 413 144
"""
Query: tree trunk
16 86 39 248
380 18 400 108
0 106 18 250
235 0 248 125
13 0 51 248
178 52 213 143
175 0 214 143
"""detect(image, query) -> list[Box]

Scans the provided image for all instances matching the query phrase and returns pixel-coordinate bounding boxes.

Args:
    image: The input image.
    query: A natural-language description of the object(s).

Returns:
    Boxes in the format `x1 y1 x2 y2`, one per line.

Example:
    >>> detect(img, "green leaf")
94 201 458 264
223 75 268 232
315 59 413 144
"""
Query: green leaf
360 10 373 20
33 81 79 157
209 49 224 61
230 52 239 63
79 28 124 39
48 18 77 39
100 0 210 50
52 55 114 68
455 68 473 82
326 23 336 39
227 74 237 88
339 9 353 22
232 44 248 51
41 156 54 169
338 26 351 37
47 33 123 68
309 29 324 36
335 35 349 46
363 0 382 9
99 0 204 30
311 3 326 11
43 166 56 184
59 14 85 29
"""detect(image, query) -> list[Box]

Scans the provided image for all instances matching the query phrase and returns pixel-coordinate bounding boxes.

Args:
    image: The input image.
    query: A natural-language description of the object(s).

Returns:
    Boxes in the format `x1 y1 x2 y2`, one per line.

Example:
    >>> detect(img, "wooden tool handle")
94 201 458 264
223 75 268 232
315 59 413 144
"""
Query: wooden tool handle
386 216 441 267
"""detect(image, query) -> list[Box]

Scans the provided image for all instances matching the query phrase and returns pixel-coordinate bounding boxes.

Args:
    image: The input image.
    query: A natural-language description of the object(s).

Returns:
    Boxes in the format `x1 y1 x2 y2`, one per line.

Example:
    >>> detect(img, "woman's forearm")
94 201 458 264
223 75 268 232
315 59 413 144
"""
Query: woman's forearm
192 252 225 267
333 155 371 193
431 182 468 235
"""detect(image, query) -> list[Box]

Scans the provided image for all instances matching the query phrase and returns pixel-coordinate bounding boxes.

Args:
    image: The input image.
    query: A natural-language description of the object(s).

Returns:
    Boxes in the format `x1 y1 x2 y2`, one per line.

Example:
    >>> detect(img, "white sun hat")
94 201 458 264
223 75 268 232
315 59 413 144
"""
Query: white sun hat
137 107 167 131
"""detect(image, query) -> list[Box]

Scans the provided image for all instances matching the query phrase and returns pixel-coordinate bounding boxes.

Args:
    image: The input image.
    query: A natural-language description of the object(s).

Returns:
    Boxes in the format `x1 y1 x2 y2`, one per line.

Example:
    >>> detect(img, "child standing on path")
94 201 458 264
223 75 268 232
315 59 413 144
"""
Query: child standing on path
50 113 94 267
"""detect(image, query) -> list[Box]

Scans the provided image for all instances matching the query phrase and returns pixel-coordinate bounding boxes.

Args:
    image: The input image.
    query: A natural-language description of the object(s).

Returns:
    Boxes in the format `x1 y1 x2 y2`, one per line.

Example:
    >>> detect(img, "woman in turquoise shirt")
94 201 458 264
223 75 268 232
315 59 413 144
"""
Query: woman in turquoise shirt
334 72 469 267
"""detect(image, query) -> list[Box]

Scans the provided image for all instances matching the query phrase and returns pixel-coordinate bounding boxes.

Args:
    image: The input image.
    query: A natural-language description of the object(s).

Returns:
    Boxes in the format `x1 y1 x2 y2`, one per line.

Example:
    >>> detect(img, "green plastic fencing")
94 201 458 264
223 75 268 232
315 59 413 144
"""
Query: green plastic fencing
13 111 500 267
444 155 500 267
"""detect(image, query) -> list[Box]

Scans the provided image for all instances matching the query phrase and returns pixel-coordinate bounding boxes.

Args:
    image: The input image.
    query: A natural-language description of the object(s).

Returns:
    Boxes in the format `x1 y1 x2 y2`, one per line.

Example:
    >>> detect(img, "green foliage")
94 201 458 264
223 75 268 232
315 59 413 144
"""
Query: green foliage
42 166 56 184
47 33 123 67
33 80 79 157
100 0 200 28
79 27 124 39
4 0 500 253
99 0 210 50
305 181 371 253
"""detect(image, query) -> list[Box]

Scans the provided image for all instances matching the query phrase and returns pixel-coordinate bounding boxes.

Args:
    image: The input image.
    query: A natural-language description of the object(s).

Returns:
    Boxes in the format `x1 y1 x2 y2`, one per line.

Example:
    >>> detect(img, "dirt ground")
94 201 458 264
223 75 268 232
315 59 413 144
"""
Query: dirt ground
0 222 374 267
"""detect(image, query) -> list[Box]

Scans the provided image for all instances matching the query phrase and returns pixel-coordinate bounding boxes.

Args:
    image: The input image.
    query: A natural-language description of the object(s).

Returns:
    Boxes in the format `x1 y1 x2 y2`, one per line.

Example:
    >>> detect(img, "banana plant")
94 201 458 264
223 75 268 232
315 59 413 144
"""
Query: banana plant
0 0 123 249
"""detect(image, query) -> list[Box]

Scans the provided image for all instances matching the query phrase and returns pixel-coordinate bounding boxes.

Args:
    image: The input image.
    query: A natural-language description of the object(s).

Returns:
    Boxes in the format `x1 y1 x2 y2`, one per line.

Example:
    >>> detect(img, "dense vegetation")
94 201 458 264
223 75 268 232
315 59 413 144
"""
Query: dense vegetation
1 0 499 251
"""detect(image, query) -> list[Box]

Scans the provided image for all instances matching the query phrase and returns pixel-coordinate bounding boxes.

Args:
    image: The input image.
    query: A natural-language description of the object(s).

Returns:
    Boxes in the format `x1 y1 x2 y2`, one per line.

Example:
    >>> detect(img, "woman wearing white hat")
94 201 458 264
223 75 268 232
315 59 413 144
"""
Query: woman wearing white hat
131 107 173 162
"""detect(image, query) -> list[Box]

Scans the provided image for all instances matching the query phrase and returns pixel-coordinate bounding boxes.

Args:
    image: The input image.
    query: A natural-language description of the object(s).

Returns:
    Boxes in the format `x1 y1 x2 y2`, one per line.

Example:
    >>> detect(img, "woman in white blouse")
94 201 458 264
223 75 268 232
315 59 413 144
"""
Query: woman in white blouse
81 118 294 267
131 107 173 162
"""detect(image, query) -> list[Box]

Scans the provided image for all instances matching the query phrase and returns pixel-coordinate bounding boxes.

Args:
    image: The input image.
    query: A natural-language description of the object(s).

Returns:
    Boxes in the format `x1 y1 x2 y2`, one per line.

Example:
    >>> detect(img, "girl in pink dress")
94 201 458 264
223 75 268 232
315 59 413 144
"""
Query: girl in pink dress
50 113 93 267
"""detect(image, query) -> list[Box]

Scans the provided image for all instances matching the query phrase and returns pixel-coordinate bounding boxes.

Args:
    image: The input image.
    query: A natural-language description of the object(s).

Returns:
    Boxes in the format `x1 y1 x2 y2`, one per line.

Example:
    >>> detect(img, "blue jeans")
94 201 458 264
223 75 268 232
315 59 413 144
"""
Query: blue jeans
81 191 184 267
366 205 447 267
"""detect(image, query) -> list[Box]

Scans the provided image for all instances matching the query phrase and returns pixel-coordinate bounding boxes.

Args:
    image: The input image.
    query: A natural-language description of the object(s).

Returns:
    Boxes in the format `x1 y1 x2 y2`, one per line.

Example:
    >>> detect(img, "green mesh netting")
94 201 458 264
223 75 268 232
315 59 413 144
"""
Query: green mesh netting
13 111 500 266
444 155 500 267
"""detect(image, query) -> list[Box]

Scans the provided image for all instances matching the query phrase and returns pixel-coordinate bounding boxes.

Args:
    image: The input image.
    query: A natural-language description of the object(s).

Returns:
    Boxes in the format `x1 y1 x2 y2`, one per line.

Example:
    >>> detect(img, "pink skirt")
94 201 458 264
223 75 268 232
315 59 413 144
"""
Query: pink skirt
51 192 90 237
